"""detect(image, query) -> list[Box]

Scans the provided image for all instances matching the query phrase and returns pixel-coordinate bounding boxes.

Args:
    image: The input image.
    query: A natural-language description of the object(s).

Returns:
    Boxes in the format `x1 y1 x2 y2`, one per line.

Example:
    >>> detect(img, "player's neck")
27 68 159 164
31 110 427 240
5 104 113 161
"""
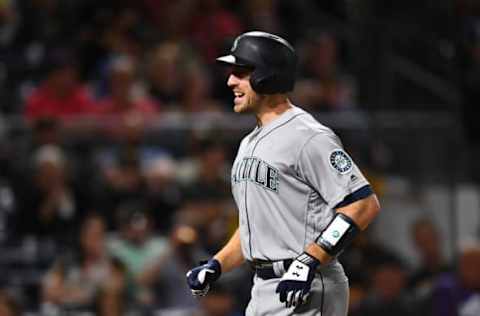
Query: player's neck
255 97 292 127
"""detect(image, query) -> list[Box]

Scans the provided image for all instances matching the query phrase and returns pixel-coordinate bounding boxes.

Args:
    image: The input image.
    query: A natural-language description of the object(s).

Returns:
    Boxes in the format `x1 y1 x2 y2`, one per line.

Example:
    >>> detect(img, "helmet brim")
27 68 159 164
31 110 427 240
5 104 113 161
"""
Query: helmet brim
216 55 252 68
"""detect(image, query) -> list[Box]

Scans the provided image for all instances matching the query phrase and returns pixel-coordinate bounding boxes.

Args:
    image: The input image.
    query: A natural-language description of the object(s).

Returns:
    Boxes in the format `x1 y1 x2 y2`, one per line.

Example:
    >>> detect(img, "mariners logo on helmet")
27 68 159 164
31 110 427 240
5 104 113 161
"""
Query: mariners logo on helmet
231 36 240 52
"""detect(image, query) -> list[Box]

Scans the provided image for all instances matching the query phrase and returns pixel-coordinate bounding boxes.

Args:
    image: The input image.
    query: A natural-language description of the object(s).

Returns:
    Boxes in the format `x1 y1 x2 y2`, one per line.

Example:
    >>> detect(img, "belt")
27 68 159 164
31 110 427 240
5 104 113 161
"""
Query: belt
248 259 293 280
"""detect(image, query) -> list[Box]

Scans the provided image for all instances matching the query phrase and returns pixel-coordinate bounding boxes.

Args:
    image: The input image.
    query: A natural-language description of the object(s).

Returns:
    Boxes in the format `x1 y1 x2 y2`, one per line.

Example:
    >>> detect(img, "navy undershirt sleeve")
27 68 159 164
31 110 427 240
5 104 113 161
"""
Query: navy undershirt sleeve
334 185 374 209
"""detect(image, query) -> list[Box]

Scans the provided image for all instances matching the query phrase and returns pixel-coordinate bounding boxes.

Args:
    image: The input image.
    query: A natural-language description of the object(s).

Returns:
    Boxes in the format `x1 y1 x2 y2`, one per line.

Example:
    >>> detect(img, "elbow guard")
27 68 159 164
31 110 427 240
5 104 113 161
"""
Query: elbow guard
315 213 359 257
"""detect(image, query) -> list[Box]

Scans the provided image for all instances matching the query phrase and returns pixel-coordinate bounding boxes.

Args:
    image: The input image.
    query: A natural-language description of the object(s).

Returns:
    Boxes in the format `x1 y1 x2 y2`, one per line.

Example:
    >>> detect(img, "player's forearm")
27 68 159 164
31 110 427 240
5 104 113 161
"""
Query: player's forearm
213 228 245 273
305 243 333 265
306 194 381 264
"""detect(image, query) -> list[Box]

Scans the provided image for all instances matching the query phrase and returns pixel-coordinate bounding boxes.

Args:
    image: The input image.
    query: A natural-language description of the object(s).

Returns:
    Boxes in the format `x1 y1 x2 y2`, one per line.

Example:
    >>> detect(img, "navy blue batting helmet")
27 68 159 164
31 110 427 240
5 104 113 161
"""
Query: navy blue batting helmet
216 31 297 94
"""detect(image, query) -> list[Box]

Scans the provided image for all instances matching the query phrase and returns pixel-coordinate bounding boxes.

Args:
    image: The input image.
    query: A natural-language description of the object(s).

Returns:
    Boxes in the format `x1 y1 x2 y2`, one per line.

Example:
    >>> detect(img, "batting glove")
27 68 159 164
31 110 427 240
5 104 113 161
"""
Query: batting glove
275 252 320 308
186 258 222 297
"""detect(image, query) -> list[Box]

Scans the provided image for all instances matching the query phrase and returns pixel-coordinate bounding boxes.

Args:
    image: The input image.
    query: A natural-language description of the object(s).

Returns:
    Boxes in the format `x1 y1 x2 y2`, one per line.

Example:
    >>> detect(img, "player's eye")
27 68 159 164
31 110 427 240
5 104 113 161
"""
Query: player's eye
231 66 252 79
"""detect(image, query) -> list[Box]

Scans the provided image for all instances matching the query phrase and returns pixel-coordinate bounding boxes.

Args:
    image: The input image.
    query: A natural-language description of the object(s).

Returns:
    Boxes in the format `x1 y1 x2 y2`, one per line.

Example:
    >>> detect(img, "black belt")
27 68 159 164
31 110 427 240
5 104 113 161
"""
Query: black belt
248 259 293 280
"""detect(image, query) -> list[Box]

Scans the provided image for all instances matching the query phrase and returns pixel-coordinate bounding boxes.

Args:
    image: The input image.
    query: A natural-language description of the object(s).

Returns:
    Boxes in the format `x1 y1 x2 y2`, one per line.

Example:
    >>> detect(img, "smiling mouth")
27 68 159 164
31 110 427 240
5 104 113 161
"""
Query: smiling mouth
233 91 245 105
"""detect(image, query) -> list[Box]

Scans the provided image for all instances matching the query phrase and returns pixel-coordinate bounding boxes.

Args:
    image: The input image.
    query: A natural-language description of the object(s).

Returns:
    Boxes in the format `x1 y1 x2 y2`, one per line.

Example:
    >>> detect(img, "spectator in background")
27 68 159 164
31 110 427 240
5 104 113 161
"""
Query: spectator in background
5 118 97 244
92 115 173 226
140 224 207 312
107 202 169 311
143 157 181 234
350 256 415 316
293 32 357 112
75 4 154 82
41 214 124 316
23 48 95 121
432 242 480 316
95 151 146 229
92 55 166 196
7 117 63 192
147 41 186 110
138 220 250 314
99 7 147 61
94 55 160 121
339 231 406 314
181 59 224 112
167 201 255 313
409 218 450 295
200 200 237 256
15 145 82 247
147 40 223 112
180 136 231 199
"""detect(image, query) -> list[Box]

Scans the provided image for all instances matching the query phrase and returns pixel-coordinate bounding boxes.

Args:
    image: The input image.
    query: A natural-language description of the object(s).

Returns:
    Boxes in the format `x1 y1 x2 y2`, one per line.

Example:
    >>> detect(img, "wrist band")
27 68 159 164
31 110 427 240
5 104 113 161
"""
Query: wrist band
315 213 359 256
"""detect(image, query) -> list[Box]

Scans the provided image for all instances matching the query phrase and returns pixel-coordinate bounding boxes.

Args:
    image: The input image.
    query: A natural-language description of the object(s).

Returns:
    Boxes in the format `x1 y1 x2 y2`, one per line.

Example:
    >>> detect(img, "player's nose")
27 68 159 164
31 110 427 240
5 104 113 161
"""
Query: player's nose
227 74 239 88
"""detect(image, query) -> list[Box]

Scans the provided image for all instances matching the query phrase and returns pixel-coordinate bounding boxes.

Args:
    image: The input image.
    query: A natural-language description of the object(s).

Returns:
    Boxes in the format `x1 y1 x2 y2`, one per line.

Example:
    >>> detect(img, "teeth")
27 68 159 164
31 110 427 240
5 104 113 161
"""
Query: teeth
234 92 244 97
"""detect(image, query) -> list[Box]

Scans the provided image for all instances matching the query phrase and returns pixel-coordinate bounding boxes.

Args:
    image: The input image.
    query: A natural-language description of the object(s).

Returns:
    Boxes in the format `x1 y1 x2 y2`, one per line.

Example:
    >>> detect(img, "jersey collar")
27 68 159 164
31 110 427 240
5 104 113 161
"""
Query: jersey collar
255 105 305 137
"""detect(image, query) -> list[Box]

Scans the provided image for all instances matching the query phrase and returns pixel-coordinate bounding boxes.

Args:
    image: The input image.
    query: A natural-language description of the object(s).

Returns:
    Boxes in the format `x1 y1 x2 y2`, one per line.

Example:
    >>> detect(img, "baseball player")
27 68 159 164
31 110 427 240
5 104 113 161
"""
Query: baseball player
186 31 381 316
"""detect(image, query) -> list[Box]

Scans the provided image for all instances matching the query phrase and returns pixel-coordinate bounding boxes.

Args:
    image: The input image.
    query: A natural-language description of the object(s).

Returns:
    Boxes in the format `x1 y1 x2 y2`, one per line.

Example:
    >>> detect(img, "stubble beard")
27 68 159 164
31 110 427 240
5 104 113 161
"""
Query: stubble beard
234 93 262 114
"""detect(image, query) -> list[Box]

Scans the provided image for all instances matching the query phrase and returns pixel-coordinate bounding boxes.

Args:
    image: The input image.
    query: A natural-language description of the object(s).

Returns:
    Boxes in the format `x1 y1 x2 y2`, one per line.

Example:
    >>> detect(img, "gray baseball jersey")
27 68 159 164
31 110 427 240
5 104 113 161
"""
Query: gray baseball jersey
231 105 370 262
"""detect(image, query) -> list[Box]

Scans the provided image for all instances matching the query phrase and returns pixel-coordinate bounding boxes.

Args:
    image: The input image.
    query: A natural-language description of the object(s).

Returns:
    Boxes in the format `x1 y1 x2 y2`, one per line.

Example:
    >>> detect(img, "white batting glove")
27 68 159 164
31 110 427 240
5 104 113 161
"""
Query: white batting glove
275 253 320 307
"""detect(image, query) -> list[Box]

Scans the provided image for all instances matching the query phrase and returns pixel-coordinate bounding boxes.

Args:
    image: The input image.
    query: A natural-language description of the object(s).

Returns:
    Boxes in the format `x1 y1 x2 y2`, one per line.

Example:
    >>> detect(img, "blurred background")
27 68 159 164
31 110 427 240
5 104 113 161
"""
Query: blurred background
0 0 480 315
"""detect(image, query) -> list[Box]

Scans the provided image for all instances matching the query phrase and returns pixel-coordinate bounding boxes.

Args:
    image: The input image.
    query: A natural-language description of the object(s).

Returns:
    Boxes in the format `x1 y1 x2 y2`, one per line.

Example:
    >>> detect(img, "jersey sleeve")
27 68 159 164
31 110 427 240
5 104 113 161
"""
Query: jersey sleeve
296 133 371 208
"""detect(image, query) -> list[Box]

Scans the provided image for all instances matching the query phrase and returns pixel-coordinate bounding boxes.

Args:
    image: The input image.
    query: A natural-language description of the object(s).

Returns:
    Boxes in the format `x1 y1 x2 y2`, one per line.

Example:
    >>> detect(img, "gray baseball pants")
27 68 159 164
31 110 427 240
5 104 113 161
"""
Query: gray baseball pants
246 267 349 316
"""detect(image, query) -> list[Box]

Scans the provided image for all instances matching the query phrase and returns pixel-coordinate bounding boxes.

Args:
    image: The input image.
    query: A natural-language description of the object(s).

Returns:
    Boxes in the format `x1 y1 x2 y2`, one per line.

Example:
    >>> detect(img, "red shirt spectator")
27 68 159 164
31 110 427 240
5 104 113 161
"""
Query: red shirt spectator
93 55 161 139
24 62 96 121
25 87 92 119
94 55 160 119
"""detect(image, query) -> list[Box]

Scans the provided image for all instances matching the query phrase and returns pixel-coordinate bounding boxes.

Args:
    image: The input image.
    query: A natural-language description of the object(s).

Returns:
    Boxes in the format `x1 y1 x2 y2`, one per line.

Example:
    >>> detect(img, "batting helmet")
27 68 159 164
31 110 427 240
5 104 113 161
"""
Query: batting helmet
216 31 297 94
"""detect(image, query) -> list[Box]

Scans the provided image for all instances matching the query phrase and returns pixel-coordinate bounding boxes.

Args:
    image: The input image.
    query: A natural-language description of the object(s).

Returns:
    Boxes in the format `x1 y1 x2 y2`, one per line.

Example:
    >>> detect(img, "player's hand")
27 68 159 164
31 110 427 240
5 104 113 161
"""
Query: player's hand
186 258 222 297
275 252 320 308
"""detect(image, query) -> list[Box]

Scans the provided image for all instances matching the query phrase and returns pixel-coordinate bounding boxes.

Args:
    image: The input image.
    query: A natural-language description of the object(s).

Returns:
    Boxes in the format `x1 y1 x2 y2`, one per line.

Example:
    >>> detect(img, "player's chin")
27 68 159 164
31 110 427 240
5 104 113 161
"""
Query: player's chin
233 103 247 113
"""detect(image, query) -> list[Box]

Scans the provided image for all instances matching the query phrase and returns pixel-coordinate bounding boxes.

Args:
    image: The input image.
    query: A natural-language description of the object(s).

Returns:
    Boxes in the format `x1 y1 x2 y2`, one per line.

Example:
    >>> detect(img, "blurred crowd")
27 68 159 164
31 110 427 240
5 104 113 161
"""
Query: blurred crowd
0 0 480 315
0 0 365 119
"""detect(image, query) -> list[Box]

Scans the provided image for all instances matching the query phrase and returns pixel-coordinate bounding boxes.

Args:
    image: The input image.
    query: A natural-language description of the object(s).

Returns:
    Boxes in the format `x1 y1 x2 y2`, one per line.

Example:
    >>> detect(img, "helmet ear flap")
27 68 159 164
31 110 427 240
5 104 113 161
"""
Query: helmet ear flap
250 68 277 94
